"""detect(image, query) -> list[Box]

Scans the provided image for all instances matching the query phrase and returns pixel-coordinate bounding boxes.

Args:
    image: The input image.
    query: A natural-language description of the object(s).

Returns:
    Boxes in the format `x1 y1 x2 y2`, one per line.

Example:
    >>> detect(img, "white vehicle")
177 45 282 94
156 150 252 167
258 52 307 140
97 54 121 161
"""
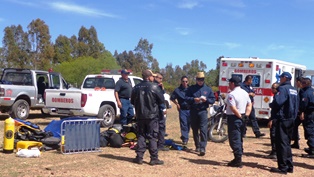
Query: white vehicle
43 70 172 127
219 58 306 119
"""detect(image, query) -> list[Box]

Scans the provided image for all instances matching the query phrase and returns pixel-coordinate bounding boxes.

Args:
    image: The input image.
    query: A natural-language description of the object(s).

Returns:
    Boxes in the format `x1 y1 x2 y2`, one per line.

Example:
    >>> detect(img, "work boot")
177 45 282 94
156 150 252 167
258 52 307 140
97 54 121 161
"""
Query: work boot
227 157 242 168
304 148 314 155
149 159 164 166
255 132 266 138
291 142 300 149
266 151 277 159
132 158 143 165
199 149 205 156
270 168 287 174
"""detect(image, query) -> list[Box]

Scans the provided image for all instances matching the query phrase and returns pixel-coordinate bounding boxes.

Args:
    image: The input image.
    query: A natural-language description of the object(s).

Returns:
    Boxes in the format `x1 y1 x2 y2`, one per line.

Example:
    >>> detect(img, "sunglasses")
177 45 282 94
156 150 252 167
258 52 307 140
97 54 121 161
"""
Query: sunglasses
196 78 204 81
182 80 188 83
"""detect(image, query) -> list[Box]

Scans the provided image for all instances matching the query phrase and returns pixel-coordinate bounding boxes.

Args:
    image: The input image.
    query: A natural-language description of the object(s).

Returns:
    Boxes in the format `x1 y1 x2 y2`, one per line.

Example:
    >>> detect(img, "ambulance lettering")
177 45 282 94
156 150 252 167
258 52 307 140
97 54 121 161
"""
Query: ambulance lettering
254 88 263 95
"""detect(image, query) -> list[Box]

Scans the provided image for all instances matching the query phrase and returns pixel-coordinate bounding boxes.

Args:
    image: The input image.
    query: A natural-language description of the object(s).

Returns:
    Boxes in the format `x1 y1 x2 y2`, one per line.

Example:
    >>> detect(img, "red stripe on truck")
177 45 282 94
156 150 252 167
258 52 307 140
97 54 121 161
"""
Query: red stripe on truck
219 86 273 96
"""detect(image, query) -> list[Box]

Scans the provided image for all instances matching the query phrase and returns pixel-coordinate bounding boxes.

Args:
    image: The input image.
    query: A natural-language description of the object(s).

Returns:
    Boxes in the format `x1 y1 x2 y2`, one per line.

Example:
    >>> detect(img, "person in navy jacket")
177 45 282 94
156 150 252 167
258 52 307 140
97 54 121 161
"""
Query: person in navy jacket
185 72 215 156
269 72 298 174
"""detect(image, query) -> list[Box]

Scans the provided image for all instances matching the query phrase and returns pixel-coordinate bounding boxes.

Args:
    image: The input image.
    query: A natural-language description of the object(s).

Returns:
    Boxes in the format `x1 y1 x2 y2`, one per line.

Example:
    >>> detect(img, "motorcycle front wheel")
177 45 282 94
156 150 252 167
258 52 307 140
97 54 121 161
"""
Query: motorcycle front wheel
208 119 228 143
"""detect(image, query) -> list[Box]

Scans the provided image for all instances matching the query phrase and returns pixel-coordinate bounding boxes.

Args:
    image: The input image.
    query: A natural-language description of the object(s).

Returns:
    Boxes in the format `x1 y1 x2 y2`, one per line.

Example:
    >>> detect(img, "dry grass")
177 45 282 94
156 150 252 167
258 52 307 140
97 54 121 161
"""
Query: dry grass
0 109 313 177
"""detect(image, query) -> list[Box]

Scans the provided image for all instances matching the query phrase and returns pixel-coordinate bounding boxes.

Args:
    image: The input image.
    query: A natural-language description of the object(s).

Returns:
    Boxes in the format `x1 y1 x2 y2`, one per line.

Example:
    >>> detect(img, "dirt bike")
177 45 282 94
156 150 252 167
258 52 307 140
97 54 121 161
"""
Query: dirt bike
208 95 228 143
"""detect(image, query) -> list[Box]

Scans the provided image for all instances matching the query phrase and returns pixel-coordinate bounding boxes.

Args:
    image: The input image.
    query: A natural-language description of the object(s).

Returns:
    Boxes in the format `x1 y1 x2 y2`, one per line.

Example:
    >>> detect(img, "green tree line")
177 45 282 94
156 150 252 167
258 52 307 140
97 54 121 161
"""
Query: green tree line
0 18 221 93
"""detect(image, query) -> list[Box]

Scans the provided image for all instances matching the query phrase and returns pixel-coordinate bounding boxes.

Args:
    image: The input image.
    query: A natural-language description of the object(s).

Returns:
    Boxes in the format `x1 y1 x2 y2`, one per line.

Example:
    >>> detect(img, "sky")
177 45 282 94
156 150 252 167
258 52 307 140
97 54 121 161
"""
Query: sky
1 0 314 70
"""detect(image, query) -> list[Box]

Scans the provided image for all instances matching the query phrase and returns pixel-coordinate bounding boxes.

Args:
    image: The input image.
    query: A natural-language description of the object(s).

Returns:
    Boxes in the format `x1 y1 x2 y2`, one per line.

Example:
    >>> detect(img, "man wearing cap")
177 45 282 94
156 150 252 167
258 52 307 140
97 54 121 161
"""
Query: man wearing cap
185 72 215 156
240 75 265 138
269 72 298 174
115 69 134 131
299 76 314 157
226 76 252 168
131 69 165 165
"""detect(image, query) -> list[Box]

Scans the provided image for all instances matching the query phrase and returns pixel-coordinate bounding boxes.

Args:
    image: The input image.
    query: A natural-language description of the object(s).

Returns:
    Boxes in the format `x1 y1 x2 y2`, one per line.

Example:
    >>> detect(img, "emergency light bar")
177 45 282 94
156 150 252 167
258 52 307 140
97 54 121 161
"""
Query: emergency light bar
101 69 133 75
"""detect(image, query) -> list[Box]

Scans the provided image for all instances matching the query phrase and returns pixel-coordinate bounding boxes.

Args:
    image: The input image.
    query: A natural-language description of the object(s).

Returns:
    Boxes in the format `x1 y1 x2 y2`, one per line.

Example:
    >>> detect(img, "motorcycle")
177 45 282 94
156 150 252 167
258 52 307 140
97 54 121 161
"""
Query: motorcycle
208 95 228 143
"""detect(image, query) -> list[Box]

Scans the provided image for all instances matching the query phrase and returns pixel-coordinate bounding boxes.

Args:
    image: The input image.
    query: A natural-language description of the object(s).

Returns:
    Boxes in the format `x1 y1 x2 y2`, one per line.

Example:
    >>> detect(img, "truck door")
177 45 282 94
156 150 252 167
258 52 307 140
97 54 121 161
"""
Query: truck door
48 72 69 89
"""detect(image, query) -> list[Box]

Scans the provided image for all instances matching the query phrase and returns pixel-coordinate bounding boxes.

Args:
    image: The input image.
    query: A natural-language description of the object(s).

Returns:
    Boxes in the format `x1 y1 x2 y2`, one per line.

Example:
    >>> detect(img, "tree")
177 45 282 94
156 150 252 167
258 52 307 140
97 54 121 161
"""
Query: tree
28 18 54 70
134 38 154 69
2 25 31 68
54 35 72 63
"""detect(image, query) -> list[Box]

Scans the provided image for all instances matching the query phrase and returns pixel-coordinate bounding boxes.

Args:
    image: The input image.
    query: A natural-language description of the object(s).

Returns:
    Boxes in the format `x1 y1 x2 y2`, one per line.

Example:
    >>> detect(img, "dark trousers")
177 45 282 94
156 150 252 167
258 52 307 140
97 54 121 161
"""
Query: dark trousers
244 106 261 135
227 115 245 158
292 115 303 142
136 118 159 160
190 109 208 151
304 112 314 150
119 99 134 126
179 109 191 142
275 118 294 172
157 114 166 148
270 119 277 152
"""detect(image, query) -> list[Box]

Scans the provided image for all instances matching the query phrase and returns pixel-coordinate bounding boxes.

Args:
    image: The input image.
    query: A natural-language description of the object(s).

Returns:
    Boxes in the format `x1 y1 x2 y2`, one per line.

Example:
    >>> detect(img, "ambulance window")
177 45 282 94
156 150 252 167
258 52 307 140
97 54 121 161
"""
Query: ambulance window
251 75 261 87
232 74 243 82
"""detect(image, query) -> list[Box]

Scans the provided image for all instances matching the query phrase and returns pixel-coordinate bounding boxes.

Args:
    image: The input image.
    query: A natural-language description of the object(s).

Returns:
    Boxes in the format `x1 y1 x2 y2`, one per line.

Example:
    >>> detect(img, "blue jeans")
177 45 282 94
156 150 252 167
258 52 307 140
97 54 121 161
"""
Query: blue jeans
119 98 134 126
190 109 208 151
179 109 190 142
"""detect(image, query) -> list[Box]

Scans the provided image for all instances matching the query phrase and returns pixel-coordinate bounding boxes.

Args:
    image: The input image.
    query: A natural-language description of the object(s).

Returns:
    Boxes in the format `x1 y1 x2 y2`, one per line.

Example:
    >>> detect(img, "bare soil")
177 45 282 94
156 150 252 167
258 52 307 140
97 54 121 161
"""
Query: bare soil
0 109 313 177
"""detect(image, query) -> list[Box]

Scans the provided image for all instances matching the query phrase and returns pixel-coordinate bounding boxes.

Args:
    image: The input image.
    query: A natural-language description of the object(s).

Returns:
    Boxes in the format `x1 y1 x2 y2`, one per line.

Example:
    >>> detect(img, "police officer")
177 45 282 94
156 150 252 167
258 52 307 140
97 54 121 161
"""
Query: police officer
240 75 265 138
114 69 134 131
170 76 190 145
269 72 298 174
154 72 168 151
291 76 304 149
267 82 280 159
131 69 165 165
226 76 252 168
185 72 215 156
299 76 314 157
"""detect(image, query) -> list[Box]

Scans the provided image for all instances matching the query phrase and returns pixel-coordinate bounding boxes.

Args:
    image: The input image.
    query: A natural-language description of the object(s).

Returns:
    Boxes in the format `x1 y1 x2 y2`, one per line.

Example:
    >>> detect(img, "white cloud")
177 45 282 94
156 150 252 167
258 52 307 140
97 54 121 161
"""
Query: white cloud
177 0 199 9
193 41 241 49
175 27 191 35
266 44 290 51
0 18 4 22
6 0 37 7
48 2 118 18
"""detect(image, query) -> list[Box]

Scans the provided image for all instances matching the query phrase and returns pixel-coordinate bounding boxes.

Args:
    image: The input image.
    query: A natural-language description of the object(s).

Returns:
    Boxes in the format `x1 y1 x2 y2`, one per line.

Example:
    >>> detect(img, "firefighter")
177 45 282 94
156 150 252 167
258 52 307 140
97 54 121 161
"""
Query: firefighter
299 76 314 157
240 75 265 138
269 72 298 174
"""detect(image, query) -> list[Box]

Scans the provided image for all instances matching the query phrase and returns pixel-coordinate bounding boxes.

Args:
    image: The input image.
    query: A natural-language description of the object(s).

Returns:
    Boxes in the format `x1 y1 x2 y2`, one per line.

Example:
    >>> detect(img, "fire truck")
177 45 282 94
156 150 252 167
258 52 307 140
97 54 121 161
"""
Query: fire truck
219 58 306 119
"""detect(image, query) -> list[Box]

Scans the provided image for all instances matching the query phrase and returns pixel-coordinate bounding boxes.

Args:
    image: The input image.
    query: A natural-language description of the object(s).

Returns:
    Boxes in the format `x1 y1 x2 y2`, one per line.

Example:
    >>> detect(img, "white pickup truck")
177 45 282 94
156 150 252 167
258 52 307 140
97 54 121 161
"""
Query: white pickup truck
43 74 172 127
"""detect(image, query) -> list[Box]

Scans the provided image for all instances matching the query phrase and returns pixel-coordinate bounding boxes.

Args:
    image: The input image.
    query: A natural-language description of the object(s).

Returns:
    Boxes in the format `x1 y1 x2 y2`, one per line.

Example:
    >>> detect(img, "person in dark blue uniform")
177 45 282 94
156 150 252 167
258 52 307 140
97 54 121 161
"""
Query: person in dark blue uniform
170 76 190 145
185 72 215 156
225 76 252 168
267 82 280 159
291 76 304 149
154 72 169 151
131 69 165 165
240 75 265 138
269 72 298 174
299 76 314 157
114 69 134 131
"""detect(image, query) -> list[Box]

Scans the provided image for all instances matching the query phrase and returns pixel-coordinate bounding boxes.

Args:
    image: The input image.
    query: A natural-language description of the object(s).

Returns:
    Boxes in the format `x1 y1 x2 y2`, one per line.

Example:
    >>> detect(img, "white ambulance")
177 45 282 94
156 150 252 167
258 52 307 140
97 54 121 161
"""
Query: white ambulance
219 57 306 119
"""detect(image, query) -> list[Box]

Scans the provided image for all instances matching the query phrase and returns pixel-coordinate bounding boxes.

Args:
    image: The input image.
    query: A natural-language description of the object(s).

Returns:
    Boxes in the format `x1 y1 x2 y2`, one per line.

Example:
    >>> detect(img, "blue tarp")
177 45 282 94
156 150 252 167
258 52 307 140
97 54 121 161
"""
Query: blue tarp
44 117 94 138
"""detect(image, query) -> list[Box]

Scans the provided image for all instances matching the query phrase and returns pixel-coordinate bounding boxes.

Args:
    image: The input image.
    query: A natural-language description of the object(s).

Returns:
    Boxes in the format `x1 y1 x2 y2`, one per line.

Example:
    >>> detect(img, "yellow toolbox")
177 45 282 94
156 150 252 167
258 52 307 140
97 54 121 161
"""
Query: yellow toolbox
16 141 43 150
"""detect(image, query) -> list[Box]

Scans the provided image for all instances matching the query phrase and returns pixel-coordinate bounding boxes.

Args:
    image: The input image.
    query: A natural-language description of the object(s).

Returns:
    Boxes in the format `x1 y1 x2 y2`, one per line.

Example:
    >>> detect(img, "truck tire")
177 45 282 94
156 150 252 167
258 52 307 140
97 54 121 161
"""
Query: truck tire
98 104 115 127
10 99 30 120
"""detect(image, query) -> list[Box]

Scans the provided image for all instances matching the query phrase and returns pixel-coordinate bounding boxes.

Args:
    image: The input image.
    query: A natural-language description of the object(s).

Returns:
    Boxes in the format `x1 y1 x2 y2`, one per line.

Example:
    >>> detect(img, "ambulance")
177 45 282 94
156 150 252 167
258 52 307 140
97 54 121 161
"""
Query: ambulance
219 57 306 119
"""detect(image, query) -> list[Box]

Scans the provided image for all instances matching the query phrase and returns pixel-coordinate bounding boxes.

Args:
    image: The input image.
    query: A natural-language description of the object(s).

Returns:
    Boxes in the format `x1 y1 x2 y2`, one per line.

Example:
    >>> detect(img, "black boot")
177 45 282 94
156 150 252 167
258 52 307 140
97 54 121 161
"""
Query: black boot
266 151 277 159
227 156 243 168
291 141 300 149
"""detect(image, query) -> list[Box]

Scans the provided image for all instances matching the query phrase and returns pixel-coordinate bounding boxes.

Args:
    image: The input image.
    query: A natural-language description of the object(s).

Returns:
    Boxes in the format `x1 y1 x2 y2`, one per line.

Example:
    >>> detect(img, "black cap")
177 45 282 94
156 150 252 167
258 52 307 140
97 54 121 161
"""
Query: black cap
228 76 241 85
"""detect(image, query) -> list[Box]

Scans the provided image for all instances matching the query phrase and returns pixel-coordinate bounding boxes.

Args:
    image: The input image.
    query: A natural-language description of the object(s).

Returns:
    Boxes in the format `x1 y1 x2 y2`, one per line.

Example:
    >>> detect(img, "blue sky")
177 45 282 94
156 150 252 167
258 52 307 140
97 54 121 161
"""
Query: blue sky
1 0 314 70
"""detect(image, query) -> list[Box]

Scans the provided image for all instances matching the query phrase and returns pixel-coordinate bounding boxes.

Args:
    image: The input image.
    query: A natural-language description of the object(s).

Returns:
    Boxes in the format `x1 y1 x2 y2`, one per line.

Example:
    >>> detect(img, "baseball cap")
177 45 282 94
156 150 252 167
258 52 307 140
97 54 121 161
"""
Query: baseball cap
121 69 130 75
280 72 292 79
228 76 241 85
303 75 312 80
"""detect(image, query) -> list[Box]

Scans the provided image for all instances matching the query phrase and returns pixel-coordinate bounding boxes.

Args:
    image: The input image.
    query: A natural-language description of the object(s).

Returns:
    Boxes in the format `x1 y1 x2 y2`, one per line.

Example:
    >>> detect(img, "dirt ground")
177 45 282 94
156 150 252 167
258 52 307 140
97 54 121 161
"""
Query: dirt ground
0 109 313 177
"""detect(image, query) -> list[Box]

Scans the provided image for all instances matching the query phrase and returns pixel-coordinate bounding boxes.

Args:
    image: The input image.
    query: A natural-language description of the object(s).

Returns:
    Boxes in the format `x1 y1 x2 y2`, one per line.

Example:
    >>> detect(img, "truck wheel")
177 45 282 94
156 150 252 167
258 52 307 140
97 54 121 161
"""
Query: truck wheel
98 104 115 127
10 100 30 120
